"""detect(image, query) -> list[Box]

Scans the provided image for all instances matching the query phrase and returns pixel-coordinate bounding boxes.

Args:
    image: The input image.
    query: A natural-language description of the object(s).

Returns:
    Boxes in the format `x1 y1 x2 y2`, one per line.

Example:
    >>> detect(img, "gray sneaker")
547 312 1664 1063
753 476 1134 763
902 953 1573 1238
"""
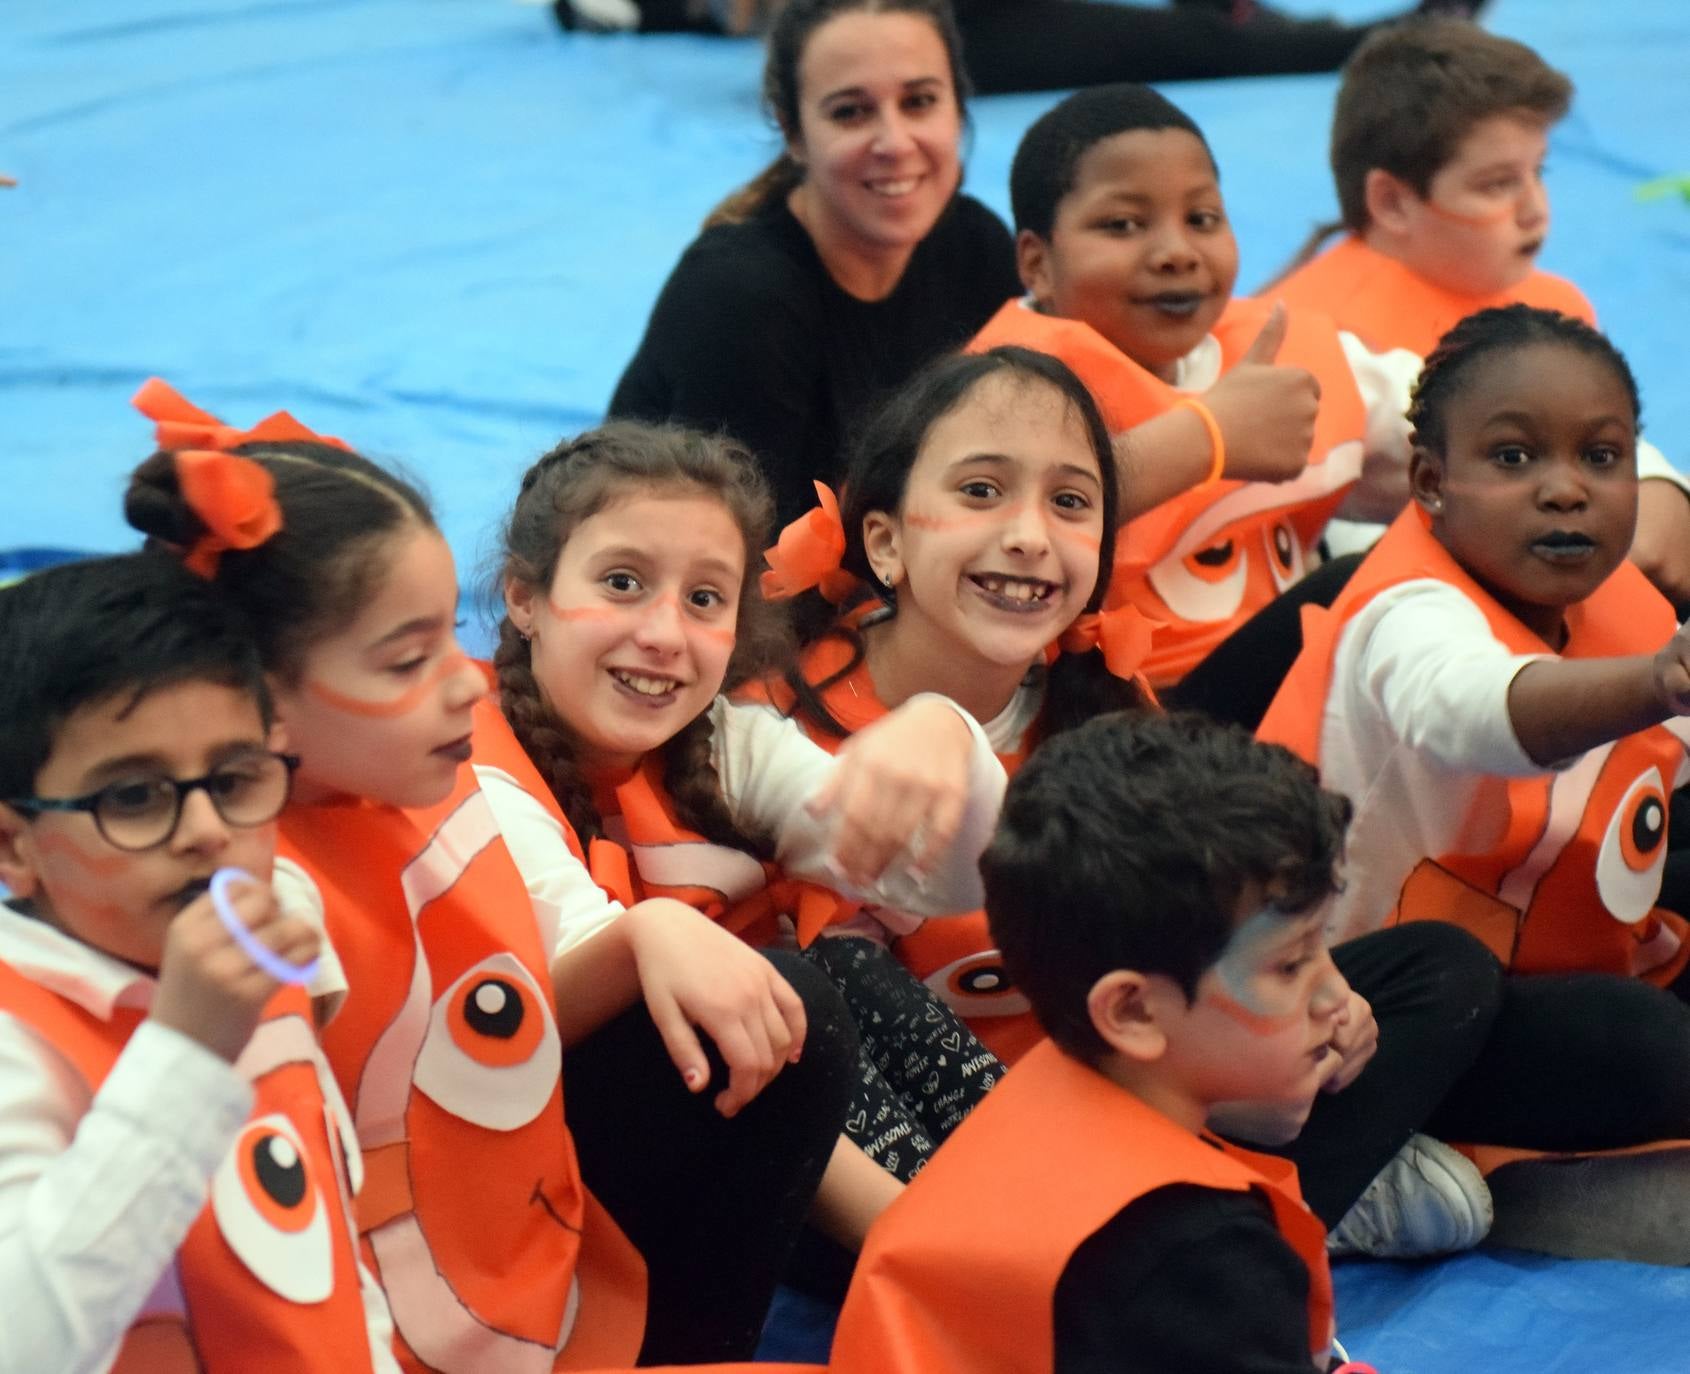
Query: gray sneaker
1327 1133 1493 1258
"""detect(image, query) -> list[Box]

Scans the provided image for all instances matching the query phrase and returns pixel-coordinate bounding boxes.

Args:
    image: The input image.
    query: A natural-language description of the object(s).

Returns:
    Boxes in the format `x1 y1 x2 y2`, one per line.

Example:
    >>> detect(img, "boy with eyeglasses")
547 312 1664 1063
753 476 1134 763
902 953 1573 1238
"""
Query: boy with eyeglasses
0 554 400 1372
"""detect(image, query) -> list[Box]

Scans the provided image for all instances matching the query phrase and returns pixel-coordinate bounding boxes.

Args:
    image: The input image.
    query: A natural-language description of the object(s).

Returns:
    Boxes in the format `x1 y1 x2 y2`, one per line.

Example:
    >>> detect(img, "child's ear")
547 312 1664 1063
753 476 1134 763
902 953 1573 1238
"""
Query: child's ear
1016 228 1054 304
1086 969 1171 1063
1409 445 1447 517
860 512 904 591
1363 168 1419 238
503 575 538 638
0 804 43 901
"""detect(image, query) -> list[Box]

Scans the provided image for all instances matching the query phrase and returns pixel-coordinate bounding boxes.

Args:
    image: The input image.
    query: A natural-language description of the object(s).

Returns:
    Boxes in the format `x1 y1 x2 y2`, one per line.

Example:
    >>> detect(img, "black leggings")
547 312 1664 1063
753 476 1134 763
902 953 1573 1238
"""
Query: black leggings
561 950 857 1364
803 934 1004 1183
1257 921 1505 1227
954 0 1399 95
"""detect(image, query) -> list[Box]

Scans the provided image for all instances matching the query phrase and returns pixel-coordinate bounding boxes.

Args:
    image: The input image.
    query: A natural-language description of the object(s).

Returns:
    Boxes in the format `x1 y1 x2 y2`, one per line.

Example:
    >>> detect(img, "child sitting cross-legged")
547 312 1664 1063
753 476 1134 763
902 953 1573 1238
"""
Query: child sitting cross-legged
831 711 1373 1374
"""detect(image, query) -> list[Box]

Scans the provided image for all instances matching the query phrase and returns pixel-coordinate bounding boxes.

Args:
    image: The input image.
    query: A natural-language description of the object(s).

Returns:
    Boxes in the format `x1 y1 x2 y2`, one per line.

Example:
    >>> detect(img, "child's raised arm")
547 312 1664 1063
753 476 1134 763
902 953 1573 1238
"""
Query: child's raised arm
1508 622 1690 765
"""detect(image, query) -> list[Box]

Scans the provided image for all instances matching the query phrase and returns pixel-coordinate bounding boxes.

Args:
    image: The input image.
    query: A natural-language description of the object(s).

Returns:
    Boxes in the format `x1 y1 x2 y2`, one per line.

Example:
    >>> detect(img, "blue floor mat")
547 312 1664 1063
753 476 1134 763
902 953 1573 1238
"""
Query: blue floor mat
7 3 1690 1366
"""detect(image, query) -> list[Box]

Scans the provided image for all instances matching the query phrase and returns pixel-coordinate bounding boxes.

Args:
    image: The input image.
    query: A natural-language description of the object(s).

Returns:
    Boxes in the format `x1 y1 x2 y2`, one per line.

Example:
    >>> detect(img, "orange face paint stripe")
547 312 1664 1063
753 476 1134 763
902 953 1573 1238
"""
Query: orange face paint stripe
903 508 1103 550
546 597 737 646
305 654 469 720
1424 199 1517 229
1206 987 1303 1037
30 829 132 878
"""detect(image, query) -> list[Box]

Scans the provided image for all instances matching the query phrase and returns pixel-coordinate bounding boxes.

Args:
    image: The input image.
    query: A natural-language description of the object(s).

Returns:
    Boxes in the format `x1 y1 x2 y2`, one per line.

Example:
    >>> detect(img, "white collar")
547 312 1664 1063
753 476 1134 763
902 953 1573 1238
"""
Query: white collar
0 900 155 1019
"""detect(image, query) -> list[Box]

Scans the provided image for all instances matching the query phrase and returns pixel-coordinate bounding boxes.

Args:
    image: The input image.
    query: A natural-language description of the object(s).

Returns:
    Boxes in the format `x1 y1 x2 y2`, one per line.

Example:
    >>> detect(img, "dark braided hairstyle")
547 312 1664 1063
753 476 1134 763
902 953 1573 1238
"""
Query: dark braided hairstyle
784 346 1151 742
494 421 790 855
1407 304 1641 457
124 440 435 683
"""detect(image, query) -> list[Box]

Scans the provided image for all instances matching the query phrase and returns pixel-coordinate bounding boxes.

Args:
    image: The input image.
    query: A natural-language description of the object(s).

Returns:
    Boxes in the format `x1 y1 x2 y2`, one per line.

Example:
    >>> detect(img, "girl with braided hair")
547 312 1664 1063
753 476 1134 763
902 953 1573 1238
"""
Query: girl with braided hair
493 419 1014 1213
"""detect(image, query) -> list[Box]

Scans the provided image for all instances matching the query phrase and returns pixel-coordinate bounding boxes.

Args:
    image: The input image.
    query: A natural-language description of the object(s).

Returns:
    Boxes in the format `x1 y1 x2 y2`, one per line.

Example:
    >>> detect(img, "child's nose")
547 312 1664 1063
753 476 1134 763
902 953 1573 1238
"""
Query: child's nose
444 650 489 711
1309 952 1348 1019
632 595 687 652
1518 176 1549 230
1001 503 1051 553
1538 461 1589 510
1148 226 1200 273
171 786 230 854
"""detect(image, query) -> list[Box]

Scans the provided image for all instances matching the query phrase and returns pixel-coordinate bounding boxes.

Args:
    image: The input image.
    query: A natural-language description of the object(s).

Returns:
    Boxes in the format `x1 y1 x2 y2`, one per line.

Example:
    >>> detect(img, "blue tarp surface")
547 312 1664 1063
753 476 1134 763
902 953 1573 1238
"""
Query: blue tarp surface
7 2 1690 1368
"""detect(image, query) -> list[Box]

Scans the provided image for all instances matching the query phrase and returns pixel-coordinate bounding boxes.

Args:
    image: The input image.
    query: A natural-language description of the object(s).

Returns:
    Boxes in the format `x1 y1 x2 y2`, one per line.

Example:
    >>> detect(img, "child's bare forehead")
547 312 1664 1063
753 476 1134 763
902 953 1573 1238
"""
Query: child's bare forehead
46 681 266 780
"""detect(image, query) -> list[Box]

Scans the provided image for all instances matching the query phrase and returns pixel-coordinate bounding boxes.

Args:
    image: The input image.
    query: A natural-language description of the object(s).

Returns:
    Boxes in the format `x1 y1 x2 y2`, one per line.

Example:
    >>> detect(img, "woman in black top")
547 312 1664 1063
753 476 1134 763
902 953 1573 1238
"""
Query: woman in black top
610 0 1021 528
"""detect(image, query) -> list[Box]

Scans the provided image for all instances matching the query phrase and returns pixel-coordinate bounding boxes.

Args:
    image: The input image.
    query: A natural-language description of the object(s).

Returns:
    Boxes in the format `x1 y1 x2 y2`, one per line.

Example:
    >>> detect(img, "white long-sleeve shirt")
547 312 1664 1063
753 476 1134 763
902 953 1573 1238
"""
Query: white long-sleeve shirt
480 694 1009 958
0 903 400 1374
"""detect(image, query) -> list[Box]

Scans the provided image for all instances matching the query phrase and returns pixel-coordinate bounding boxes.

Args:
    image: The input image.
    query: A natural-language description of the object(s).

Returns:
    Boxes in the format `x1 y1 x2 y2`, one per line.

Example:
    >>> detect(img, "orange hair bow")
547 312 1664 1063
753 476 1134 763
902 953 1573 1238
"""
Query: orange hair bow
174 449 284 577
1058 602 1160 681
760 481 861 604
132 376 350 454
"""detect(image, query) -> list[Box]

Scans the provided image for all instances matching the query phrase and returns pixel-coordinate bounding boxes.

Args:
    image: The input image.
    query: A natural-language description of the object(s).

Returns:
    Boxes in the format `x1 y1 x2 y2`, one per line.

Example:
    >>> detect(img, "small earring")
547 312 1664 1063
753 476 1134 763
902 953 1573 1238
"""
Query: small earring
1427 498 1444 513
880 571 895 589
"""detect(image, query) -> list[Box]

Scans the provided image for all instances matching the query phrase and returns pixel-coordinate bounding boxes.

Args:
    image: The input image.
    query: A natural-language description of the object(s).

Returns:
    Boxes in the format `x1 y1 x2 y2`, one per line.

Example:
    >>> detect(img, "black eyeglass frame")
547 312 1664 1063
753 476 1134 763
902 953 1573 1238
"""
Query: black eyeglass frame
3 752 301 852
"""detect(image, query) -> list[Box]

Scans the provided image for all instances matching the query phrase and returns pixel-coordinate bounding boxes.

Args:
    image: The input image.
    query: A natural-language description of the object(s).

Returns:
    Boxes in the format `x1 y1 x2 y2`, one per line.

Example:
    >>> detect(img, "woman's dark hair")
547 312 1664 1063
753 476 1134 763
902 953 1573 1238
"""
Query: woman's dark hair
494 421 790 854
1407 304 1641 456
705 0 971 228
784 345 1149 740
125 441 435 684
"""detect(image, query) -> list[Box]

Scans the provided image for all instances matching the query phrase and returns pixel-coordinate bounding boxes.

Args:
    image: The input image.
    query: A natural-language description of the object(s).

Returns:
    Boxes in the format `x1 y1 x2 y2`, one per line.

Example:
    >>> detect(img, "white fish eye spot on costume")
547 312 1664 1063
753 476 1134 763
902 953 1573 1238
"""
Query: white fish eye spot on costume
413 951 562 1130
923 950 1031 1018
211 1113 333 1303
1596 767 1671 924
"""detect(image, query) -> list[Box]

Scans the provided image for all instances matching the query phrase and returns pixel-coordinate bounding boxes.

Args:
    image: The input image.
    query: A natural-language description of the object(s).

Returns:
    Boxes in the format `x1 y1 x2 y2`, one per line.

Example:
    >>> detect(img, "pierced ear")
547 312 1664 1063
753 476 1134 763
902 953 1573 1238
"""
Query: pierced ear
1086 969 1171 1064
1363 168 1417 237
861 511 904 591
504 576 538 636
1409 445 1446 516
1016 228 1054 304
0 804 42 901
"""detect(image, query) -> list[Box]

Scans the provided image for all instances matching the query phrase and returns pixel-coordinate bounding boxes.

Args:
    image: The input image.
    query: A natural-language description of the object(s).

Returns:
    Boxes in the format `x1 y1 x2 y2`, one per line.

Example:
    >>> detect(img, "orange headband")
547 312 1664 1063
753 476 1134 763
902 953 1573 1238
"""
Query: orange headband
173 449 283 577
133 377 352 454
1055 602 1160 683
760 481 862 605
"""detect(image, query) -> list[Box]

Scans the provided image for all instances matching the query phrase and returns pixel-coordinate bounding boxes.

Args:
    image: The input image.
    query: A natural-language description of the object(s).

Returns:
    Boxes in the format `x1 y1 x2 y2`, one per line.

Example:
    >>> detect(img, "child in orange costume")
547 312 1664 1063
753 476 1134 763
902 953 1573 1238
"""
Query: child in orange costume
0 553 398 1372
750 346 1155 1067
1259 307 1690 1261
831 713 1371 1374
972 83 1424 696
1272 19 1690 605
492 421 1011 1204
124 388 863 1368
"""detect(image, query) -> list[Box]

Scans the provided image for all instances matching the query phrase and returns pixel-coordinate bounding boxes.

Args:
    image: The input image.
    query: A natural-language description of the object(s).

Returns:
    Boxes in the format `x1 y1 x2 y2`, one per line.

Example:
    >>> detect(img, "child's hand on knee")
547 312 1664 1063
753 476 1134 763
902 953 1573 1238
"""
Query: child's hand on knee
150 878 320 1063
808 696 972 888
1201 303 1320 485
624 899 807 1118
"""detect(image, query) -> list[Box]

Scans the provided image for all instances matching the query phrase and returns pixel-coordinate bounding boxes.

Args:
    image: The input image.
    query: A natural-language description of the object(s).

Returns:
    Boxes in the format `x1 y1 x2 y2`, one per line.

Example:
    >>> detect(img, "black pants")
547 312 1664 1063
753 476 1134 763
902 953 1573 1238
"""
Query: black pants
954 0 1395 95
803 935 1004 1183
1257 921 1504 1227
562 950 857 1364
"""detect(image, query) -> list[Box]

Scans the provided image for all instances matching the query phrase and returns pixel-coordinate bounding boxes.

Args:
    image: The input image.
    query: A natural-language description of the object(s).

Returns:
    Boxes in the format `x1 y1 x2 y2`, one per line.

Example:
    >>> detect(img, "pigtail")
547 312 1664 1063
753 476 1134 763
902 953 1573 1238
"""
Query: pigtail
661 710 777 859
493 618 606 846
703 155 804 230
1040 650 1155 741
125 450 209 552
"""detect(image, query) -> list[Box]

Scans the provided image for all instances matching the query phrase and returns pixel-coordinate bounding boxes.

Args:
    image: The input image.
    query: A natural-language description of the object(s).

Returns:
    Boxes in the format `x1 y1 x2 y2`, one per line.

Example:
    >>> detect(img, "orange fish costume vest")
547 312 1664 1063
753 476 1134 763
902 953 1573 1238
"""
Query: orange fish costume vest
970 296 1369 685
1272 234 1596 358
745 640 1044 1065
829 1040 1333 1374
278 701 645 1374
0 969 375 1372
1259 506 1690 980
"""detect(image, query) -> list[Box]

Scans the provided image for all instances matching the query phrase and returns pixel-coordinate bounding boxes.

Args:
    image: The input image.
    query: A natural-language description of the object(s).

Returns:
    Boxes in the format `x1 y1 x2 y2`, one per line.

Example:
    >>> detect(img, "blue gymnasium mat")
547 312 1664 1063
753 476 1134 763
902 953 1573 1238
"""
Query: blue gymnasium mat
5 2 1690 1368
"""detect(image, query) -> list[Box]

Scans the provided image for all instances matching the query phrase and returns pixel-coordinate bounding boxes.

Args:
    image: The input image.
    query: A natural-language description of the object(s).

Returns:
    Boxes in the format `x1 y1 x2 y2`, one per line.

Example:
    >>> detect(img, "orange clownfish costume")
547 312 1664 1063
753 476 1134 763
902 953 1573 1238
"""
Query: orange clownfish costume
1271 234 1596 359
0 971 375 1372
1259 506 1690 982
970 297 1368 687
279 702 645 1374
829 1040 1334 1374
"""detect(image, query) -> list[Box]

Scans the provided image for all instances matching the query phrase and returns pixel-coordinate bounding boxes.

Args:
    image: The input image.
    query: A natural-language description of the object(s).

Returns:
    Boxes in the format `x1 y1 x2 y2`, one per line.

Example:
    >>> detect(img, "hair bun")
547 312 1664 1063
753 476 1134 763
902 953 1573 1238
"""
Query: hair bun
123 450 208 549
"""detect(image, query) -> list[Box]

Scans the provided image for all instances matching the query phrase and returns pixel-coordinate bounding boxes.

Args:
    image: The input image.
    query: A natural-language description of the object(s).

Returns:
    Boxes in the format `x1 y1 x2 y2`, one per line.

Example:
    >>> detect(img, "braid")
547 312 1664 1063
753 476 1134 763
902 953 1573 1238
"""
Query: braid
492 617 605 846
662 710 777 860
1409 304 1641 455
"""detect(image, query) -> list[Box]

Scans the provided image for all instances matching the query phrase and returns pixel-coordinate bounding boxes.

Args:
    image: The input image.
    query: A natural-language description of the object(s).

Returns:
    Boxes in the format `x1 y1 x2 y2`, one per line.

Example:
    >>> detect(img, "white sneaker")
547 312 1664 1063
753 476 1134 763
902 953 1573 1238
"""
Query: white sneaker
553 0 640 31
1327 1133 1493 1258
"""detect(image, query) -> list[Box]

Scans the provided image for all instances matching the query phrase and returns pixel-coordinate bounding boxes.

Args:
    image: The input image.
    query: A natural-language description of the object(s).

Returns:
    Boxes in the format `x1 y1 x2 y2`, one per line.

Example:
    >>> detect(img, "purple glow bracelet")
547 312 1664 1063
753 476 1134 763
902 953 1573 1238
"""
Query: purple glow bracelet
210 867 321 987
